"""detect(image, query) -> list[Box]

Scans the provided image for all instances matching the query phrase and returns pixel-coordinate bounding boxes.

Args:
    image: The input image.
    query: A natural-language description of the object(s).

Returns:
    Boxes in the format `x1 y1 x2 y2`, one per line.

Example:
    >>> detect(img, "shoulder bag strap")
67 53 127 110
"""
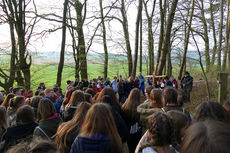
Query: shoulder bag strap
36 126 51 141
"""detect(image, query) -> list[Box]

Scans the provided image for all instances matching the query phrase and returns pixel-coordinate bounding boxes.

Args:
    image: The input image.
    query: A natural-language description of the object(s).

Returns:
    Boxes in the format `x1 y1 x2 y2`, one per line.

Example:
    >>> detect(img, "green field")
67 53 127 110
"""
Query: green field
29 63 203 92
30 63 148 91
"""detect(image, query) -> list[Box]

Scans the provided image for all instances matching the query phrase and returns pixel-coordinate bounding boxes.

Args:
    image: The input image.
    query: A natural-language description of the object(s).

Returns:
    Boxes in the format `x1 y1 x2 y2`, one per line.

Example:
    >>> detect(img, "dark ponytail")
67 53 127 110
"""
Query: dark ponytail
8 96 25 110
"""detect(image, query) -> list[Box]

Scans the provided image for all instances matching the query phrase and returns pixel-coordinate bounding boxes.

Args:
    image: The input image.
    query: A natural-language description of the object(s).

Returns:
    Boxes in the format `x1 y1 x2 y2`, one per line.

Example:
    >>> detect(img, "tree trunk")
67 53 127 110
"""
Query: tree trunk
75 1 87 79
210 0 218 66
221 0 226 70
17 0 31 90
131 0 142 77
139 9 143 73
57 0 69 87
200 0 211 72
192 31 211 100
148 18 154 75
225 0 230 69
167 48 172 77
99 0 108 79
157 0 167 65
143 0 156 75
121 0 132 76
178 0 195 80
227 0 230 69
157 0 179 75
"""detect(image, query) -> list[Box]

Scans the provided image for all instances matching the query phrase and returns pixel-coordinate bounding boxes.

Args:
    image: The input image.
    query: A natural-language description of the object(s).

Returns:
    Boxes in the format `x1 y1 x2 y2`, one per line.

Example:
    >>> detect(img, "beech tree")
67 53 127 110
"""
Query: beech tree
0 0 38 90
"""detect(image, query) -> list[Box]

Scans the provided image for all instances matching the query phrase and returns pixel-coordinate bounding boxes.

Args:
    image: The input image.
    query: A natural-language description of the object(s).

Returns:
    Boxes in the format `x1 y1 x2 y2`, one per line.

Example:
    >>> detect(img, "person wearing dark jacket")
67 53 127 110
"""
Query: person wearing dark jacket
33 99 62 140
70 103 123 153
102 95 129 143
64 90 85 121
122 88 142 153
118 76 126 103
3 105 38 151
181 72 193 103
54 102 91 153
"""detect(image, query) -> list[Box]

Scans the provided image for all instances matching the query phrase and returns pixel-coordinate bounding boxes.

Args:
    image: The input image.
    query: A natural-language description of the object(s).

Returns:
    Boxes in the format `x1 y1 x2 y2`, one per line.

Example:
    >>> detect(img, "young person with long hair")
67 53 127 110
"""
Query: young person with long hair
33 99 62 140
30 96 42 119
1 93 15 109
135 112 177 153
96 87 121 114
7 96 25 126
223 101 230 118
181 120 230 153
63 90 85 121
194 101 229 123
5 138 58 153
70 103 123 153
122 88 143 153
54 102 91 153
0 106 7 151
3 105 38 151
167 110 190 151
102 95 129 150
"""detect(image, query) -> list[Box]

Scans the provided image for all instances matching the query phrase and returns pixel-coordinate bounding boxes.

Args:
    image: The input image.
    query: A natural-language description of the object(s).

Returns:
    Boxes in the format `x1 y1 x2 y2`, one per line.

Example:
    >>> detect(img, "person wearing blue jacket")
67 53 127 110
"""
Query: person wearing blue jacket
138 72 146 97
70 103 122 153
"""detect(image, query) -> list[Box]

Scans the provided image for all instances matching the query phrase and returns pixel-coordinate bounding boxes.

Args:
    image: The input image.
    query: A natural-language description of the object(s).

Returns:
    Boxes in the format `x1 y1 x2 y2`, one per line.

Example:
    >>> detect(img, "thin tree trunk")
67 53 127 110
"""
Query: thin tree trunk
200 0 211 72
131 0 142 77
121 0 132 76
139 9 143 73
99 0 108 79
144 0 156 75
57 0 69 87
167 45 172 77
210 0 218 66
221 0 226 70
227 0 230 69
192 31 211 100
178 0 195 80
157 0 167 65
157 0 179 75
68 6 80 79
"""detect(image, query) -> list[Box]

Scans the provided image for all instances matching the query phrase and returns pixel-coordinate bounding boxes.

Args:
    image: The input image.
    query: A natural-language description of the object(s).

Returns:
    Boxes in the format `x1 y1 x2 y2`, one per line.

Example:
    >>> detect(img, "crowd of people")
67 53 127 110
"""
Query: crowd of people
0 71 230 153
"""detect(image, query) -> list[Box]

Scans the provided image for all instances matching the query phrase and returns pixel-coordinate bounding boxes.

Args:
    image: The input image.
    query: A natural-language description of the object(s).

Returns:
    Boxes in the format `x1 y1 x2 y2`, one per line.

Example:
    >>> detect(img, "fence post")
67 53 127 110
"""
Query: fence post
217 72 228 104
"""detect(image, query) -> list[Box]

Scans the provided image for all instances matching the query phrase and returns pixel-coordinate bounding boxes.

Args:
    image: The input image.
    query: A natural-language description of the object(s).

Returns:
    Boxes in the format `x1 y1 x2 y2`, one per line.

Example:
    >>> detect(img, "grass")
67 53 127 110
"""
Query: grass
29 63 148 91
0 60 206 92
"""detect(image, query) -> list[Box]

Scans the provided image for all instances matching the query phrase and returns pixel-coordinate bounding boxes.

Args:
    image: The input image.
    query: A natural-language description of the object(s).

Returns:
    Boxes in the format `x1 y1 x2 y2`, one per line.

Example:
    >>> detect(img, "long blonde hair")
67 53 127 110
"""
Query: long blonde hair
79 103 122 153
66 90 85 107
54 102 91 149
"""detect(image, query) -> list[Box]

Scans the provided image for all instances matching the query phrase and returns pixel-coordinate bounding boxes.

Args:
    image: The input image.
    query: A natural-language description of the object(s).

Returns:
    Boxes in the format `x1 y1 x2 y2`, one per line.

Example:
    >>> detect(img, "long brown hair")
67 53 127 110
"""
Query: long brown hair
167 110 189 144
122 88 141 120
96 87 119 105
181 120 230 153
194 101 229 123
54 102 91 149
16 105 35 123
66 90 85 107
1 93 15 108
79 103 122 153
0 106 7 129
37 99 56 121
